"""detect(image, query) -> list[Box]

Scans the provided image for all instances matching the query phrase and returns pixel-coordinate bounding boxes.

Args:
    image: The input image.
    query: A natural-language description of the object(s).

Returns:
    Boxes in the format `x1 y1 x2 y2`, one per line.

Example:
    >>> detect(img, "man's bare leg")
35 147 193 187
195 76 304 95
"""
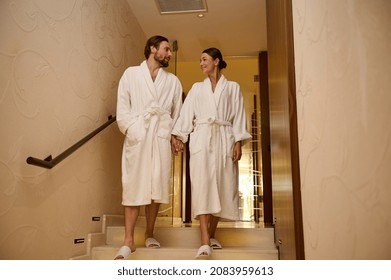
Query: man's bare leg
145 201 160 247
115 205 139 259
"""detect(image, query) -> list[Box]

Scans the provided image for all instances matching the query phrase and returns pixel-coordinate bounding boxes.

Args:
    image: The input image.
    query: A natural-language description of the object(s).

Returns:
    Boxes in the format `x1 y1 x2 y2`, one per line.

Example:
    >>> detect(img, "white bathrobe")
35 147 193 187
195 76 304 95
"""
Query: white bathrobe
116 61 182 206
172 75 252 220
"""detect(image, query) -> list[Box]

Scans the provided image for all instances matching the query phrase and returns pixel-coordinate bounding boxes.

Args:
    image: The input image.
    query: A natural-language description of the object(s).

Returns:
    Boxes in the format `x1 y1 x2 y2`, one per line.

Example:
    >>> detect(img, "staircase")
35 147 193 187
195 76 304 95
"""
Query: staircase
72 214 278 260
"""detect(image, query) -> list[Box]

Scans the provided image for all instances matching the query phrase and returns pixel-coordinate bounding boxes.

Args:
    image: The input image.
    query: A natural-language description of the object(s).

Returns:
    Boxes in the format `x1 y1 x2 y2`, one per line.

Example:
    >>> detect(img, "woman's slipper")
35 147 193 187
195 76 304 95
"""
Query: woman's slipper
195 245 212 258
210 238 222 249
145 237 160 248
114 245 135 260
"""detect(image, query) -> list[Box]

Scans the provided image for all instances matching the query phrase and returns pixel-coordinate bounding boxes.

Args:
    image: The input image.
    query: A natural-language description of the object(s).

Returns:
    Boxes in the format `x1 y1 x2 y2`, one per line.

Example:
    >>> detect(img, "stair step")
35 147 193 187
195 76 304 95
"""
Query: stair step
106 226 275 248
71 215 278 260
92 245 278 260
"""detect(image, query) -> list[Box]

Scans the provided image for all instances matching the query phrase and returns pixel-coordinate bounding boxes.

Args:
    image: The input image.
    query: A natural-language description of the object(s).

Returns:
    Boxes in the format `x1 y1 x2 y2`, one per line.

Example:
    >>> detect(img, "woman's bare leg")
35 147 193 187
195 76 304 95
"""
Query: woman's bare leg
208 215 220 238
199 214 211 246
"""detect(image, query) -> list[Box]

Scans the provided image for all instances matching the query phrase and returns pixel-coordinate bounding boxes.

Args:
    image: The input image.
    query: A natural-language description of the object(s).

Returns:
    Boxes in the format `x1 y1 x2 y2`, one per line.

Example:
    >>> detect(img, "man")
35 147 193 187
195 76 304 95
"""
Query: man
115 35 183 259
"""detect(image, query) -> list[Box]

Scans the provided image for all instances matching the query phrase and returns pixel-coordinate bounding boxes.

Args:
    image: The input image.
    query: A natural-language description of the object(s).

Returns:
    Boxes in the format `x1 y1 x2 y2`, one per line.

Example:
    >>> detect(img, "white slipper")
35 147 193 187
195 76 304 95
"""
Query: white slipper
195 245 212 258
210 238 222 249
114 245 134 260
145 237 160 248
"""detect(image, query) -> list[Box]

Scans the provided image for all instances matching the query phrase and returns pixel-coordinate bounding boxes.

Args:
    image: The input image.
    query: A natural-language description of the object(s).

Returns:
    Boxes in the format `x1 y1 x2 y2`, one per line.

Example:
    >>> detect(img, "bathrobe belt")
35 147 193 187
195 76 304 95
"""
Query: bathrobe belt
126 107 171 141
129 107 171 200
142 107 170 133
195 117 232 167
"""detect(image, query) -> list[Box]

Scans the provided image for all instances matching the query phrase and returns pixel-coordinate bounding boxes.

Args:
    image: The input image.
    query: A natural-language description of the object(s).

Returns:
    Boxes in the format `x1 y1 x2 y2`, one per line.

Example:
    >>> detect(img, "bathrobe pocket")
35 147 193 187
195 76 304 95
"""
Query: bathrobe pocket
156 114 172 141
226 129 236 158
189 129 202 155
125 116 144 146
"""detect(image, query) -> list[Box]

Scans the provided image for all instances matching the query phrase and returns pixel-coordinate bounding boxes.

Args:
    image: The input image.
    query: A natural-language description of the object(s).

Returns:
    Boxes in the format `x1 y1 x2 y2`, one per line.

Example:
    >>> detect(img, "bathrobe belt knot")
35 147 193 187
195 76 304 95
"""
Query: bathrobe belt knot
195 117 232 167
129 107 171 142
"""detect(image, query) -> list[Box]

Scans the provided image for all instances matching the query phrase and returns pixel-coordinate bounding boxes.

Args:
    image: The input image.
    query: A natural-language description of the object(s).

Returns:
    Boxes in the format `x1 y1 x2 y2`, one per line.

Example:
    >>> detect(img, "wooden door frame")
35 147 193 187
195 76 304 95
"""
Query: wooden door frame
266 0 305 259
258 51 273 227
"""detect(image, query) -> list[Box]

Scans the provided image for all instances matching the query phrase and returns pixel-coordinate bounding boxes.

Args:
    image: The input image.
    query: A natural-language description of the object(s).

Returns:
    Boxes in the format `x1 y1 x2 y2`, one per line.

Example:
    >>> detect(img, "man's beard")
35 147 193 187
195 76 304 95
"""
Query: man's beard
155 54 169 67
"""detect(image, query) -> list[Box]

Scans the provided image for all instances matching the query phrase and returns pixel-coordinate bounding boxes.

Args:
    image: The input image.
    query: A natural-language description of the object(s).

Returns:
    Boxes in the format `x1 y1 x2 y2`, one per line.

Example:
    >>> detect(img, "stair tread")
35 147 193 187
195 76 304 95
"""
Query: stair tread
92 245 278 260
73 215 278 260
95 244 278 251
107 225 274 230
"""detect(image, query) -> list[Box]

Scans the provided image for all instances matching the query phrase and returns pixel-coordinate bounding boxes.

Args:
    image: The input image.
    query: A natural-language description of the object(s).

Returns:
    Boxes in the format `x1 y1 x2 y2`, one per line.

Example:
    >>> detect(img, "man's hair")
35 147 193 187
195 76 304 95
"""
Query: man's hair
144 35 169 59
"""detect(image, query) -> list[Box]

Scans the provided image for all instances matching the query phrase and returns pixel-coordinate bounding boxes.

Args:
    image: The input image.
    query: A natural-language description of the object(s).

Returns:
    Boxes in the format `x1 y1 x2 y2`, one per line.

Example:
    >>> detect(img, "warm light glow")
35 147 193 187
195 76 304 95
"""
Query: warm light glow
197 13 204 18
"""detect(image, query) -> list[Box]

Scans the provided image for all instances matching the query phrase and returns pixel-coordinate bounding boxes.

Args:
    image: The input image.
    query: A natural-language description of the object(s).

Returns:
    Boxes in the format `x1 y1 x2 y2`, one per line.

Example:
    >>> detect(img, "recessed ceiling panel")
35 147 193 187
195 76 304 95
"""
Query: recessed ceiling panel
156 0 207 14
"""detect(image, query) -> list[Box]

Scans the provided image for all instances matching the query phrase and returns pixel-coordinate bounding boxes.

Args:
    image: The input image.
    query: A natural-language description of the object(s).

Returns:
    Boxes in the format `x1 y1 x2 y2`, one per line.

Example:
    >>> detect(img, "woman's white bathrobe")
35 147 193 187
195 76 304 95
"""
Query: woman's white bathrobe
172 75 251 220
116 61 182 206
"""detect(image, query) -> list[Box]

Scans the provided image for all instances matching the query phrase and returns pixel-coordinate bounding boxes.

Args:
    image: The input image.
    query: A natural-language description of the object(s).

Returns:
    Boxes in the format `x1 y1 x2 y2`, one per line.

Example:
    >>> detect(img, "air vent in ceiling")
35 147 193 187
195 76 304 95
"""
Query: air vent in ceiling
156 0 207 14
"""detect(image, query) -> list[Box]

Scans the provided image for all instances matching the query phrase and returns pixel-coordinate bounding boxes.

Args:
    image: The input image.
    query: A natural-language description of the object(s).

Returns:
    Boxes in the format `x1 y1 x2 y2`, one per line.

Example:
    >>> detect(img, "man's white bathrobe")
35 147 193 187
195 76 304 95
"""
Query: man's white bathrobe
173 75 251 220
116 61 182 206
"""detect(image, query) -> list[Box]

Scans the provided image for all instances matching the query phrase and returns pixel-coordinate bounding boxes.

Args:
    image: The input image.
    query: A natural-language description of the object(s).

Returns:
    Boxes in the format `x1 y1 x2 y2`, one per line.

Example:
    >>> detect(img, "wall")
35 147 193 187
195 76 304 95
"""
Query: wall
0 0 146 259
292 0 391 259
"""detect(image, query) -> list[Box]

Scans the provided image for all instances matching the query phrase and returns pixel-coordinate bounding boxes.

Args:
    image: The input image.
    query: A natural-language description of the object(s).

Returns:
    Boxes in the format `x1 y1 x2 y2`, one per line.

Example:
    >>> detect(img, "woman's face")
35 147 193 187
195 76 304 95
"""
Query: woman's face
199 53 218 75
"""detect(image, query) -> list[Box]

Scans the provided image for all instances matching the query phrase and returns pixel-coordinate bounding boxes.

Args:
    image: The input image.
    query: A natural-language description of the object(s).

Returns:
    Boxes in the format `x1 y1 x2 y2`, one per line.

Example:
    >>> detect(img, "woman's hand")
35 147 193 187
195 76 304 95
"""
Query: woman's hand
233 141 242 163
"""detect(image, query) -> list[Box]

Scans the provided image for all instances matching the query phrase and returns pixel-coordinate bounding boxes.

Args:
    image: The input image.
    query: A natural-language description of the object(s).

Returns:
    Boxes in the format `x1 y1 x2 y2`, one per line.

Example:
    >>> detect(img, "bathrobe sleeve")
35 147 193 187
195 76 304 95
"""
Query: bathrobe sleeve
231 82 252 145
171 84 198 143
116 69 133 135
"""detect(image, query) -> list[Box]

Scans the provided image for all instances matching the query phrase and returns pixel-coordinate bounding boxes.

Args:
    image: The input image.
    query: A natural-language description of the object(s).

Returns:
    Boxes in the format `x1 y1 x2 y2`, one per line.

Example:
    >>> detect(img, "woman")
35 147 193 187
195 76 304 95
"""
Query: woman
172 48 252 258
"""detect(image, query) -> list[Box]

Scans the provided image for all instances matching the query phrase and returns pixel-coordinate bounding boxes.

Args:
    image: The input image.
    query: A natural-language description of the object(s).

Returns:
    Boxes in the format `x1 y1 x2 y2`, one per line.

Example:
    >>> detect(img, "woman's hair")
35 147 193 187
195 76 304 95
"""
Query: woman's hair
144 35 169 59
202 47 227 70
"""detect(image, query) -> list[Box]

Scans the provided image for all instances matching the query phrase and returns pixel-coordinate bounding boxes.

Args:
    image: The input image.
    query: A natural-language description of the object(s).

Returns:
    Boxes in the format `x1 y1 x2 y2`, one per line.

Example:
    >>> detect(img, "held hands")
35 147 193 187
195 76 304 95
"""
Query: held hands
171 135 184 155
171 136 241 160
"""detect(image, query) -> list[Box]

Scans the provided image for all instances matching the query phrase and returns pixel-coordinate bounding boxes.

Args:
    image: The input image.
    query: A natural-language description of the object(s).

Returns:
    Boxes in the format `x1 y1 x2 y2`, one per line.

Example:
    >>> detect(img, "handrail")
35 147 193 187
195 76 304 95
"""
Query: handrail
26 115 116 169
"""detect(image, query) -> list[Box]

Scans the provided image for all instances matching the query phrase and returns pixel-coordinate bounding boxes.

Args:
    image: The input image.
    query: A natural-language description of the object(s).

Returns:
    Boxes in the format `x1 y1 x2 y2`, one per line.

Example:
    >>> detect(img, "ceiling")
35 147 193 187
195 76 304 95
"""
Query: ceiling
126 0 267 62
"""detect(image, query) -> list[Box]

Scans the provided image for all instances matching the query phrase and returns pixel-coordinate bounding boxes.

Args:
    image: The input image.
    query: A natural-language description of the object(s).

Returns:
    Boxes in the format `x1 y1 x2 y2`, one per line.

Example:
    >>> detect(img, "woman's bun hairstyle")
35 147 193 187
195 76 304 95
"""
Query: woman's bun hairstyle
202 47 227 70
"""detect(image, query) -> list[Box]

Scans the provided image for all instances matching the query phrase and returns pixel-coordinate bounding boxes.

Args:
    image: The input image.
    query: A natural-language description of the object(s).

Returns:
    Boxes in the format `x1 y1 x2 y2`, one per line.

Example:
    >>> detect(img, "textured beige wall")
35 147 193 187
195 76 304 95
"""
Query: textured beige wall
0 0 146 259
292 0 391 259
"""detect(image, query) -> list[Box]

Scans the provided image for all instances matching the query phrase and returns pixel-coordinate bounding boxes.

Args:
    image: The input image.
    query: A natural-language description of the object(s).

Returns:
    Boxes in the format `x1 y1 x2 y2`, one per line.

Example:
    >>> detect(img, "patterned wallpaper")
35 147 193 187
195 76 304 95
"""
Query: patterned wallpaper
0 0 146 259
292 0 391 259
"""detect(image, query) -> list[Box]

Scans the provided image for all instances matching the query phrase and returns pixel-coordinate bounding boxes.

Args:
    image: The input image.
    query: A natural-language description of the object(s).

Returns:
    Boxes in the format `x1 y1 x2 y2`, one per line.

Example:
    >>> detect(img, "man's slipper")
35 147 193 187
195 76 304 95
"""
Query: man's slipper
114 245 135 260
210 238 222 249
195 245 212 258
145 237 160 248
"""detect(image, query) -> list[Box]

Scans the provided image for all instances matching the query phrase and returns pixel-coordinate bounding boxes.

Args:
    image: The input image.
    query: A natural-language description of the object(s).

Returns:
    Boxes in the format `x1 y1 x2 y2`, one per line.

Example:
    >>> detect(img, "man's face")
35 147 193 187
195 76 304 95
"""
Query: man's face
153 41 172 67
